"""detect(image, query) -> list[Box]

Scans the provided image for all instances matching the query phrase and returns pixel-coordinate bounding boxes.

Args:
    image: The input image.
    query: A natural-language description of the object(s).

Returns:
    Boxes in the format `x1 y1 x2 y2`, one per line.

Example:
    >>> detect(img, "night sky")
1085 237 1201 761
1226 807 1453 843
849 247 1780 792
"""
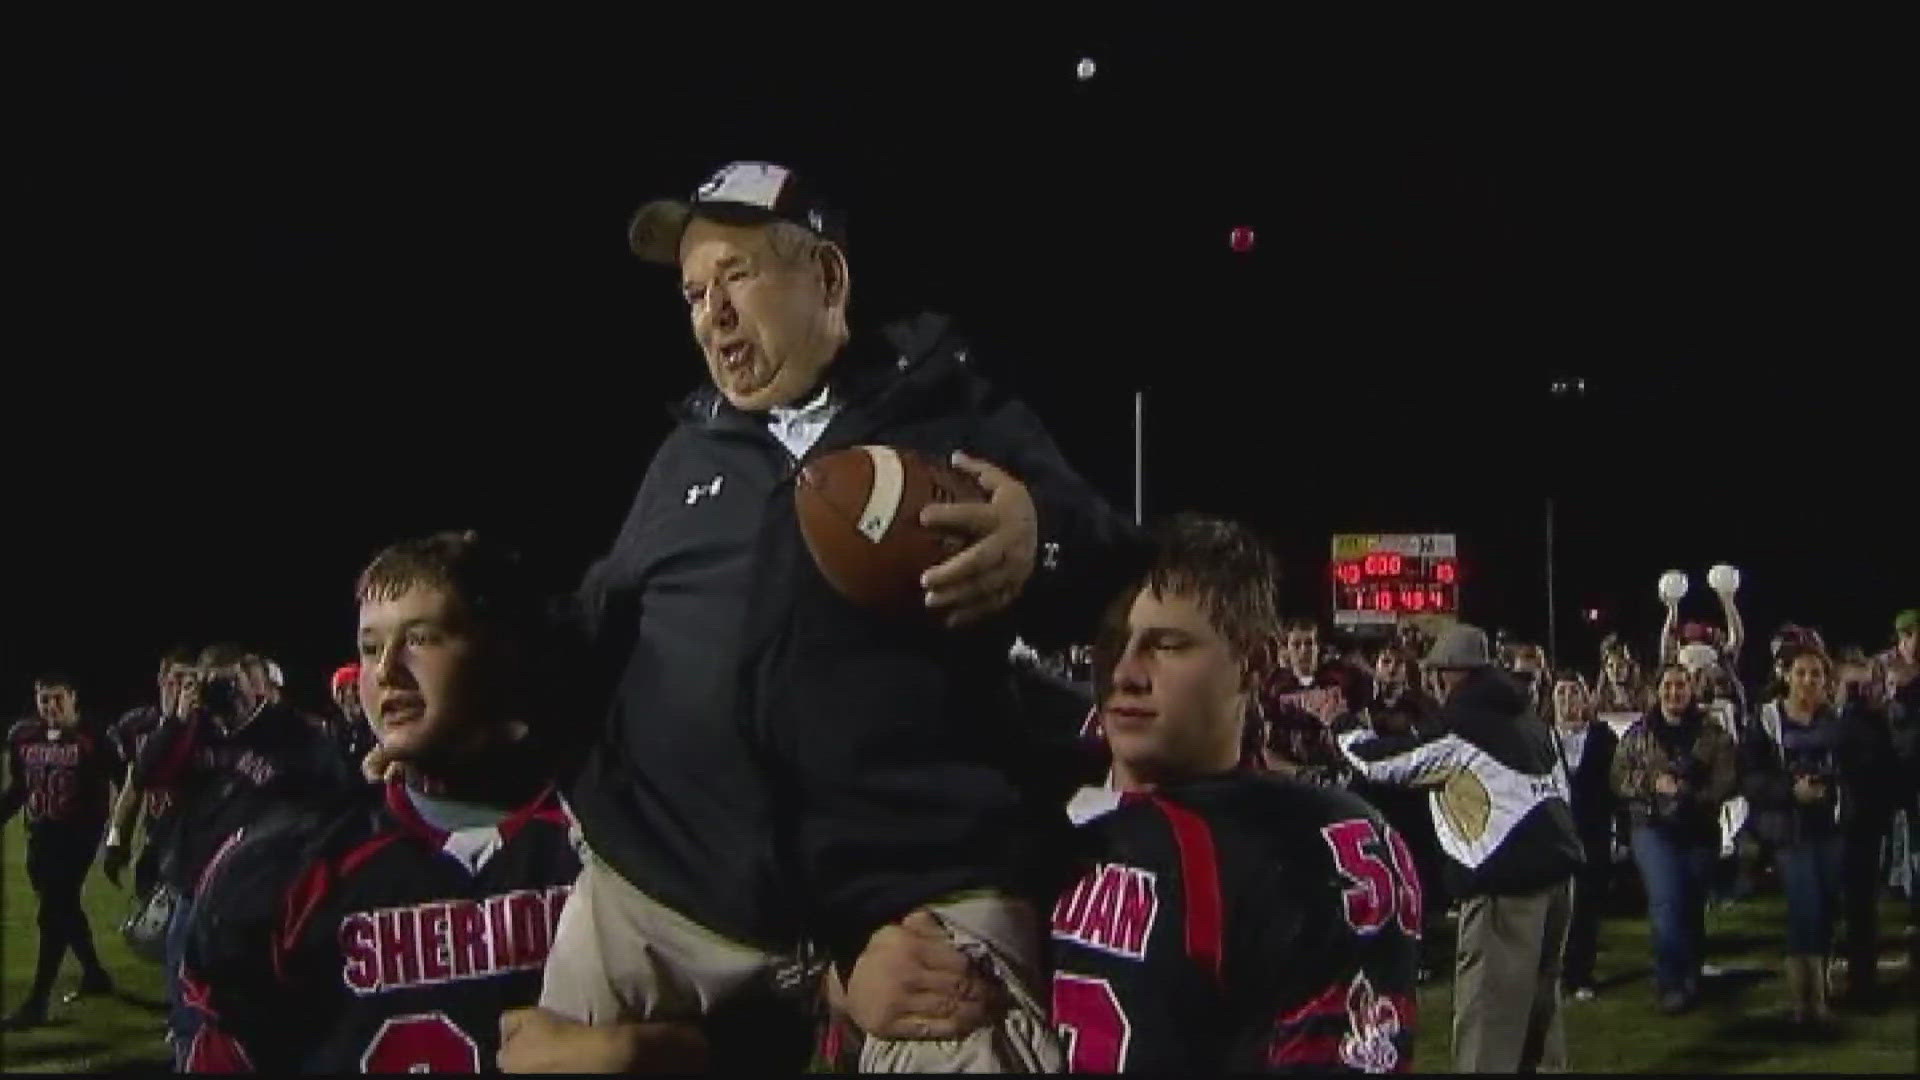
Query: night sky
10 26 1912 720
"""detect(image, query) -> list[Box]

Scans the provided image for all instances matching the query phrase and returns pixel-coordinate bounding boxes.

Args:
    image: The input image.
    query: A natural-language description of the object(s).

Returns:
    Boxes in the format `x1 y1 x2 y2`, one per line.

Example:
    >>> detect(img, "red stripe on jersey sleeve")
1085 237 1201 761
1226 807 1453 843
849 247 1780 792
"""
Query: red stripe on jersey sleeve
185 1023 257 1072
179 967 219 1021
337 831 403 880
1149 795 1224 985
273 850 352 987
1274 977 1349 1028
195 828 249 898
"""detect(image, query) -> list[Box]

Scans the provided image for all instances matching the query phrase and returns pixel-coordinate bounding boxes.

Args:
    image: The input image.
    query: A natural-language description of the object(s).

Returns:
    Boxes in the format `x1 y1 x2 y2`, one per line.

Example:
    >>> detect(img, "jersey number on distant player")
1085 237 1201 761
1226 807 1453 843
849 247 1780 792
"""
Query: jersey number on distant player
1052 972 1131 1072
25 766 75 822
360 1012 481 1073
1320 819 1423 937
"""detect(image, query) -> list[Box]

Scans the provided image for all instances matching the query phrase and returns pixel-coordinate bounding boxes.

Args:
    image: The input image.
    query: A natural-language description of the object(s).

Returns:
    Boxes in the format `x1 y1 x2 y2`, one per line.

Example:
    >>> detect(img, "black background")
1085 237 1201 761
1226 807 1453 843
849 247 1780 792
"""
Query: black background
8 20 1913 719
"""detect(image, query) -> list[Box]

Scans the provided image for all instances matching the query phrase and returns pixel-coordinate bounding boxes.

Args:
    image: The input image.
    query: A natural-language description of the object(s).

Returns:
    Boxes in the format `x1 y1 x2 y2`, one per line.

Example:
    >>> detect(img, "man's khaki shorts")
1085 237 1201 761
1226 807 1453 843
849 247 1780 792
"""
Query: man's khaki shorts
541 847 1061 1072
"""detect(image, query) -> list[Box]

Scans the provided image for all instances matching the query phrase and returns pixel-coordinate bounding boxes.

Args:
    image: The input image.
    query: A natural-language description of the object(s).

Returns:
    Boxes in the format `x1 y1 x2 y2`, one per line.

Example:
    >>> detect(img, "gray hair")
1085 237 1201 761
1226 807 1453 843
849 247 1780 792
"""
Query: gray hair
764 219 824 268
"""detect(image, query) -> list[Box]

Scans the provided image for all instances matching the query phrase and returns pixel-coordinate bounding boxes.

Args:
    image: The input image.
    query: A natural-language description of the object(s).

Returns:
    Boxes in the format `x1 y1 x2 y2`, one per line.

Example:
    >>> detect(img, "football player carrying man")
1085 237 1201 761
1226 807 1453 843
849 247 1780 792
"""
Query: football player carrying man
832 514 1423 1072
3 674 121 1027
177 532 699 1072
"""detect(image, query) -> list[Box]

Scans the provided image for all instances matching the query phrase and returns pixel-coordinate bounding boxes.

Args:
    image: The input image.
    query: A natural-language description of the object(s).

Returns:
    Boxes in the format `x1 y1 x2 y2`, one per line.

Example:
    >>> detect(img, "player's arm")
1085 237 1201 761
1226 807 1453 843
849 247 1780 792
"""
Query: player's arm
0 727 27 826
134 704 202 790
179 807 331 1073
107 761 144 842
1337 729 1465 788
102 761 146 886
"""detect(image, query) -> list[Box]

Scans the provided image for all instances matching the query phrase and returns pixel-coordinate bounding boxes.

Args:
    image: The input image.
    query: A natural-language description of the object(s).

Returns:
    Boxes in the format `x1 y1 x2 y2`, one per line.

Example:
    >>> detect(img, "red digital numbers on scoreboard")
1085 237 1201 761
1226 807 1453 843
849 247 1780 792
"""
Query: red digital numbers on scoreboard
1362 554 1404 577
1336 562 1363 586
1435 560 1456 585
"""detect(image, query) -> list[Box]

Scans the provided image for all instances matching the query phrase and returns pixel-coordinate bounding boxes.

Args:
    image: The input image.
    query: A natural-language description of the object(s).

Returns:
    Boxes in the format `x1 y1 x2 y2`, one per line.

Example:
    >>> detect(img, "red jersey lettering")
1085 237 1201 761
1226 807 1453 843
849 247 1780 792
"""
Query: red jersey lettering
340 914 379 994
418 904 452 983
1052 864 1160 961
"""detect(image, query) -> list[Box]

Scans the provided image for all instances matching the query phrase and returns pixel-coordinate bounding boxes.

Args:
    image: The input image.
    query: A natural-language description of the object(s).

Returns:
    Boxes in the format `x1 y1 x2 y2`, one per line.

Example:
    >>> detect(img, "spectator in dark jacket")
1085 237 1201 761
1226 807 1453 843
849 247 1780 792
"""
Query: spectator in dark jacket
1742 645 1862 1025
1552 672 1619 1001
1831 656 1901 1004
1610 663 1738 1014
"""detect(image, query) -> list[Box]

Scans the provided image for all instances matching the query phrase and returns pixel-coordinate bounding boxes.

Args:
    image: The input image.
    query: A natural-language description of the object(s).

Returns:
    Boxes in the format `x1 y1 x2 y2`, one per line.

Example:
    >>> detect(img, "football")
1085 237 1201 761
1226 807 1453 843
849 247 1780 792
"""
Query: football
796 445 988 618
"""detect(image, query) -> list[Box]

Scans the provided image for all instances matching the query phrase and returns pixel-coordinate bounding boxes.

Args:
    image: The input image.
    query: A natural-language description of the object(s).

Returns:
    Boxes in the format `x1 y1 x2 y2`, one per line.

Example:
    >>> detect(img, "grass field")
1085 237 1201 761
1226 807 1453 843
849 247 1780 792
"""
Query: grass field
2 812 1914 1073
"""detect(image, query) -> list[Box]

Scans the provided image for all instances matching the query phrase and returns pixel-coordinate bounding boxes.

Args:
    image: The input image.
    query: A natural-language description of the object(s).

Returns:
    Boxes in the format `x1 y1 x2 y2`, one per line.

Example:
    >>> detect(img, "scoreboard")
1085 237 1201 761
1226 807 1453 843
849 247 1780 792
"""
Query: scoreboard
1331 533 1460 626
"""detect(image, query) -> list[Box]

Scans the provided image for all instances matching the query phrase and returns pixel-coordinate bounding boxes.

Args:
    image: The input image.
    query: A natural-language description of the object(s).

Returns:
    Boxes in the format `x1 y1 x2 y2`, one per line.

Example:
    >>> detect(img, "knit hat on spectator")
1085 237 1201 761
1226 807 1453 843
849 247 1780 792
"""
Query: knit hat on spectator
1425 624 1493 670
1896 609 1919 635
330 664 360 696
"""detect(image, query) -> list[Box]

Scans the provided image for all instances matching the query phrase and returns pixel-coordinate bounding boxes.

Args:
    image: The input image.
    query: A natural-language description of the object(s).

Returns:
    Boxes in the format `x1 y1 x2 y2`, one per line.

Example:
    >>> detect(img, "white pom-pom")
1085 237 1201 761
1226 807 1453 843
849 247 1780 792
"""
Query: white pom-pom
1707 564 1740 594
1658 570 1690 603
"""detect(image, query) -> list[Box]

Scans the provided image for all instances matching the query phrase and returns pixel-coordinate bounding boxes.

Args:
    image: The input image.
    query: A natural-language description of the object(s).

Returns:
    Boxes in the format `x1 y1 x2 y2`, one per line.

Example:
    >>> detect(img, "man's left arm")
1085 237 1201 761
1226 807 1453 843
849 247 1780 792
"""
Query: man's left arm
959 395 1146 648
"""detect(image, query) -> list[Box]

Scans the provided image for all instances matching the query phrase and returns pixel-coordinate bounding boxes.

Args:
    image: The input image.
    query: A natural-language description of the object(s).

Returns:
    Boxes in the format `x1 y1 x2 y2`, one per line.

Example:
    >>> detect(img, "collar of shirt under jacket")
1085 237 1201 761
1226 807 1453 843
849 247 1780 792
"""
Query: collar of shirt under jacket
765 383 840 458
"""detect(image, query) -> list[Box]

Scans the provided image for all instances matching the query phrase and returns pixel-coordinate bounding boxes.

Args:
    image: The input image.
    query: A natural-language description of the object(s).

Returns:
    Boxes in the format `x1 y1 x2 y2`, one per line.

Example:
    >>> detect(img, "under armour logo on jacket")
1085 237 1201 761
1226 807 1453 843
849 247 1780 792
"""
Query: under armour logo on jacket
685 475 724 505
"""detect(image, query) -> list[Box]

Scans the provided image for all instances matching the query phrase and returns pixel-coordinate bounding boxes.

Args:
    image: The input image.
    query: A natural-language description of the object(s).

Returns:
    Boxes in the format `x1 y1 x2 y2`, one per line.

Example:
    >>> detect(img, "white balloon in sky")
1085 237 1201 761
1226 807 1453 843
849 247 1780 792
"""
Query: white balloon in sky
1077 57 1097 81
1707 564 1740 594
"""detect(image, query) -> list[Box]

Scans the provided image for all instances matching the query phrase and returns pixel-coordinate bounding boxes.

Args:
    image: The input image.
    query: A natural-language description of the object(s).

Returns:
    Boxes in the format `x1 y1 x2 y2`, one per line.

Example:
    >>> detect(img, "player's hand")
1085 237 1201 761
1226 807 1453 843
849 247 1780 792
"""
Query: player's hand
844 908 1006 1040
919 452 1038 629
361 743 408 785
1653 774 1680 796
1792 775 1826 804
497 1008 706 1074
101 843 129 888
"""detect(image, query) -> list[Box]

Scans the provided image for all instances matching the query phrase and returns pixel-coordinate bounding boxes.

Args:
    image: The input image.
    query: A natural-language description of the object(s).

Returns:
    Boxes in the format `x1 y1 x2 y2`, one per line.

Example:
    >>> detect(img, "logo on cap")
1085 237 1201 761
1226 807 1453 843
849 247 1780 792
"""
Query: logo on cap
696 162 790 211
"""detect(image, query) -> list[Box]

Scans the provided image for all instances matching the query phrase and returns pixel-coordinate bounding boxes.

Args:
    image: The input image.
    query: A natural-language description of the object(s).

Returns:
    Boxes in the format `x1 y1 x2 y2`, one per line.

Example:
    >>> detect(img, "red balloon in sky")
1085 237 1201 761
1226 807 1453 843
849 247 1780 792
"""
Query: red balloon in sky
1229 226 1256 253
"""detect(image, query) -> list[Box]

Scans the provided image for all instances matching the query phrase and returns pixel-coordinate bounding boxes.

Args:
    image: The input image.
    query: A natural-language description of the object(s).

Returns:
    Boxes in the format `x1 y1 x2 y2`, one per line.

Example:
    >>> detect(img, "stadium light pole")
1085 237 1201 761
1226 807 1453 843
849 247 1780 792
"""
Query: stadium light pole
1546 495 1557 665
1545 375 1588 666
1133 390 1144 526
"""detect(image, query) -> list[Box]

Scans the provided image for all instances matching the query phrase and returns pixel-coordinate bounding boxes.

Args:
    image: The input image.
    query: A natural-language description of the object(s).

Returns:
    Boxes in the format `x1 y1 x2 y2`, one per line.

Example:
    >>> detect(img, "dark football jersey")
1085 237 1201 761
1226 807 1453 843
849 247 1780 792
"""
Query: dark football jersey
4 719 121 831
111 706 178 832
1050 774 1421 1073
181 780 581 1073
